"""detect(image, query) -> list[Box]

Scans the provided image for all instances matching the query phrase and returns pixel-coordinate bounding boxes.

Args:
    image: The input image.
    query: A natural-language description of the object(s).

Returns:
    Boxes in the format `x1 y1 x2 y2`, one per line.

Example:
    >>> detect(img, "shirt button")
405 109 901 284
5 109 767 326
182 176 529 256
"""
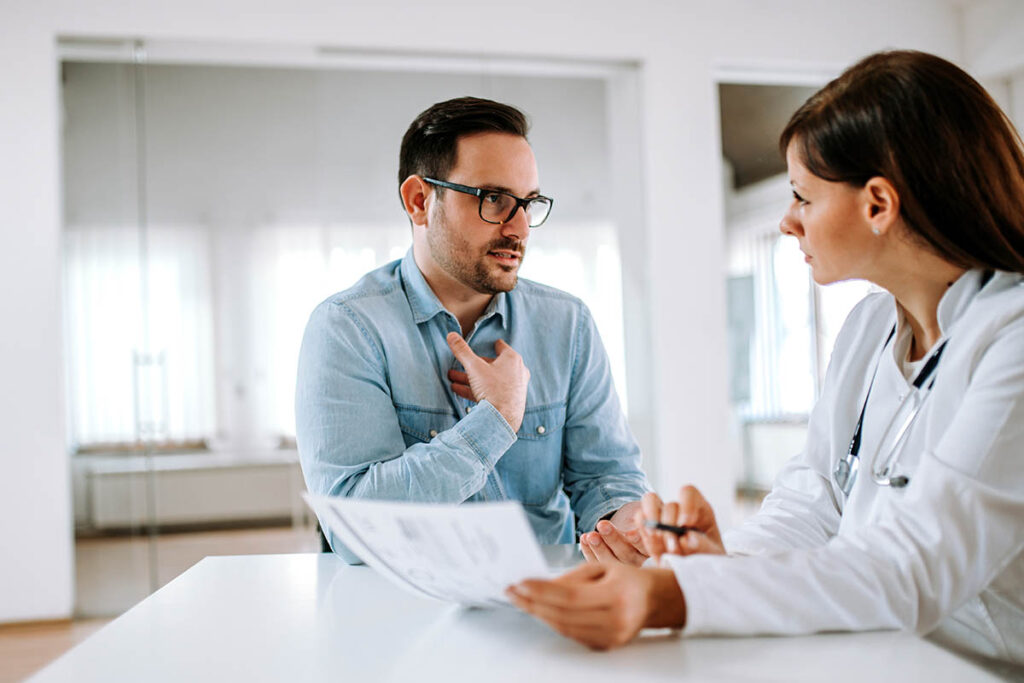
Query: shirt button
466 406 472 413
429 429 438 438
536 425 546 435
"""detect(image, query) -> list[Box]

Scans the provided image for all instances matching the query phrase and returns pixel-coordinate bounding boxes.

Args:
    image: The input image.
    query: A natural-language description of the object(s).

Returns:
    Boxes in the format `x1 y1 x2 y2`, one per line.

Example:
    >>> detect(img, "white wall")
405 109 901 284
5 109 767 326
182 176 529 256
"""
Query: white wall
0 0 966 622
962 0 1024 130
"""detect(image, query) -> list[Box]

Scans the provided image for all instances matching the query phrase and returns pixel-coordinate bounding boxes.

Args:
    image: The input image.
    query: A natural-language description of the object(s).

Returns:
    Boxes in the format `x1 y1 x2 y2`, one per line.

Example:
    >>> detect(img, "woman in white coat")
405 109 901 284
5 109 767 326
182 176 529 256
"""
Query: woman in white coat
507 50 1024 665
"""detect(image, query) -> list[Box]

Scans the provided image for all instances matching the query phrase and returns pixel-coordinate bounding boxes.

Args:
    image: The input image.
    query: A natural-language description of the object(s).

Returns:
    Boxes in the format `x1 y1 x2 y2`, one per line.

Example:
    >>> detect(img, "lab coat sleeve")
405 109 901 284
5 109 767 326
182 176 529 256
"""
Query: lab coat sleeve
666 314 1024 643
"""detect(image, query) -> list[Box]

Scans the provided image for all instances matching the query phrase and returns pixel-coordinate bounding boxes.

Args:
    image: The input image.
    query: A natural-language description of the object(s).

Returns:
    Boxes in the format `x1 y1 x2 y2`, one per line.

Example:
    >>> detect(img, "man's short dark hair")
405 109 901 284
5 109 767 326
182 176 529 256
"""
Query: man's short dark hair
398 97 530 196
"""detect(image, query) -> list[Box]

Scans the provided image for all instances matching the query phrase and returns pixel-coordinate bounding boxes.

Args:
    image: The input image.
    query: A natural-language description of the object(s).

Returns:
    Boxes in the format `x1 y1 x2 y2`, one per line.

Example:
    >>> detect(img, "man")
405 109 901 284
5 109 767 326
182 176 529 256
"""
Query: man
296 96 649 563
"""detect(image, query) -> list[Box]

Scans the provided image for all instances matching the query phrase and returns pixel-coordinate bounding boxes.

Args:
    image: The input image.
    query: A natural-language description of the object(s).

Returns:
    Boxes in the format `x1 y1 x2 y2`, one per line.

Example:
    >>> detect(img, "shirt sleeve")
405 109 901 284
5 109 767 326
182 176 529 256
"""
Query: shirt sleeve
666 314 1024 648
295 299 517 562
560 304 651 533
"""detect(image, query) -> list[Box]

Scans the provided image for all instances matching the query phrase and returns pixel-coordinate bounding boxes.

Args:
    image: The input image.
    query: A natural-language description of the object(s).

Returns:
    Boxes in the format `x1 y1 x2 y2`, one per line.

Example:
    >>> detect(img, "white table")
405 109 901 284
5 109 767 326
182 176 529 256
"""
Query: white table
32 552 1007 682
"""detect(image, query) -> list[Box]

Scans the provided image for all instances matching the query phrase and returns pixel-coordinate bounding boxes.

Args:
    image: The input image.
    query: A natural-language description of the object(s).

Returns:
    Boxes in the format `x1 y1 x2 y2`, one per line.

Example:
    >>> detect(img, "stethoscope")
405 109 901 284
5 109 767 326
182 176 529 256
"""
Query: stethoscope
833 324 948 496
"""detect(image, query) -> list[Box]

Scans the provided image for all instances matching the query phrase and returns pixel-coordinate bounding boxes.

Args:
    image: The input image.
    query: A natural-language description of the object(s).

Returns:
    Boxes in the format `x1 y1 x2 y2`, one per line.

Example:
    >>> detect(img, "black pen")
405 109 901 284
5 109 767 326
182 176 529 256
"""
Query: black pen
644 520 697 536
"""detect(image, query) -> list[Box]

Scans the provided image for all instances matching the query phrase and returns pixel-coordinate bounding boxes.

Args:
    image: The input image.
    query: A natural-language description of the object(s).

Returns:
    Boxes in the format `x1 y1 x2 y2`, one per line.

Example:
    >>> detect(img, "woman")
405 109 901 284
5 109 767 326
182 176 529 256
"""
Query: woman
506 50 1024 665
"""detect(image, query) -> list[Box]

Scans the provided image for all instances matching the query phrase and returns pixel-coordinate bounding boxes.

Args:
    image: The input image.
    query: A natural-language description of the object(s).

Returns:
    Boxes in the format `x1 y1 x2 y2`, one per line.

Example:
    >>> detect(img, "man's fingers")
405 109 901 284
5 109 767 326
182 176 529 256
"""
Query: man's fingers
581 531 618 564
596 521 647 565
494 338 522 359
446 332 480 367
450 383 475 401
447 369 470 384
580 540 598 563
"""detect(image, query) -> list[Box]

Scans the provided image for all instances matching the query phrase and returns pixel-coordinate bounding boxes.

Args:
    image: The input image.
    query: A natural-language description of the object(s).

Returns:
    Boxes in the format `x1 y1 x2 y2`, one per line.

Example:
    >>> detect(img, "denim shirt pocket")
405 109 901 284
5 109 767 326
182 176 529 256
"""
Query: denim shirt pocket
497 402 567 506
394 403 457 448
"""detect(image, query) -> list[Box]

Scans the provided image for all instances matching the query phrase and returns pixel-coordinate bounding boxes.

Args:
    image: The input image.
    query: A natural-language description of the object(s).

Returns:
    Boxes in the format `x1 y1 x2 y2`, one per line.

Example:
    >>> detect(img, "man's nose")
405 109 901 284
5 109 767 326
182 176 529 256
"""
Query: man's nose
500 205 531 241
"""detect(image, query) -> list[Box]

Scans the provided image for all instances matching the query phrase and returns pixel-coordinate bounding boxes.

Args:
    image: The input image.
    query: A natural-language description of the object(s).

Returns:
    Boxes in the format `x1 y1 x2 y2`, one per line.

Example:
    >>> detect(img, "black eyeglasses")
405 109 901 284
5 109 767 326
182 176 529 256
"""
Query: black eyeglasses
422 177 554 228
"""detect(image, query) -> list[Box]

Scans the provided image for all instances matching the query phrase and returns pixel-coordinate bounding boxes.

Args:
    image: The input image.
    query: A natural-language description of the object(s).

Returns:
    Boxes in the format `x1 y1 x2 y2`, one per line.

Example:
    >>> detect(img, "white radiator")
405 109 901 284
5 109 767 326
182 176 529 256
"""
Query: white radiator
77 450 307 530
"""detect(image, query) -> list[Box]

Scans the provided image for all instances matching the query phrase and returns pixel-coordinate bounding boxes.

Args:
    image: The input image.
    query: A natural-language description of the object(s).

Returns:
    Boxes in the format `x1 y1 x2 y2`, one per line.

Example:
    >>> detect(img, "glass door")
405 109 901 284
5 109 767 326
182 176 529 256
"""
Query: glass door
63 43 160 615
62 40 633 618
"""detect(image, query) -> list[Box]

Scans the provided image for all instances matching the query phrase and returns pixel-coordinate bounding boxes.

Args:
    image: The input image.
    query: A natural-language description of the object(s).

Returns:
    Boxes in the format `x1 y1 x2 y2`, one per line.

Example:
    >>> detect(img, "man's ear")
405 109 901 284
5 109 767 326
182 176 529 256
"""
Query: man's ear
863 176 900 236
400 175 431 228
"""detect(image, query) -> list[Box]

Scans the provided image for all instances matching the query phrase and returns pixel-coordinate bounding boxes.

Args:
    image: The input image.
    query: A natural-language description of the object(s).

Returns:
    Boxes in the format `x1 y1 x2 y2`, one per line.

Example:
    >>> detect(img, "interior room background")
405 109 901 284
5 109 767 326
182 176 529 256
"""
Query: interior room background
3 0 1023 626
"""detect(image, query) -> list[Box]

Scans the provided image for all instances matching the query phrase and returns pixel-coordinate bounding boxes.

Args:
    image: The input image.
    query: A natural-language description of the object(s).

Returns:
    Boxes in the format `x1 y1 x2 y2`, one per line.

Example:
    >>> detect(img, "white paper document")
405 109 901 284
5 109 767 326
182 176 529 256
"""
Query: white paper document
304 493 553 607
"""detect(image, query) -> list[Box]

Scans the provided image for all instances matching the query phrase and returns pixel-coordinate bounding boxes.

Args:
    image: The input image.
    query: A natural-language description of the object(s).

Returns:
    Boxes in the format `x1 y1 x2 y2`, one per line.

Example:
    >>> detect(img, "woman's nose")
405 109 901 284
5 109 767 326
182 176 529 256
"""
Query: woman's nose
779 204 802 237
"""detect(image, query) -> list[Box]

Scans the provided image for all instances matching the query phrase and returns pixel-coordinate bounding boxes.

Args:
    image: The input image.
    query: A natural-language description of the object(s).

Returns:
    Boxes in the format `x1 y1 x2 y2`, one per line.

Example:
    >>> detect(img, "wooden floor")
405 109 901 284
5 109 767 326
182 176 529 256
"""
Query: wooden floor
0 619 109 683
1 525 320 682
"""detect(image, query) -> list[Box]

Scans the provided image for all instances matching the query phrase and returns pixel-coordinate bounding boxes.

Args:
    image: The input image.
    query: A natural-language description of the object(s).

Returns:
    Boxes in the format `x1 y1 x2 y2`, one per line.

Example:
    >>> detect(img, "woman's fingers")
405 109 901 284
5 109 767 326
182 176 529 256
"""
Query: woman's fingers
677 485 724 547
660 502 680 553
677 530 726 556
639 493 666 559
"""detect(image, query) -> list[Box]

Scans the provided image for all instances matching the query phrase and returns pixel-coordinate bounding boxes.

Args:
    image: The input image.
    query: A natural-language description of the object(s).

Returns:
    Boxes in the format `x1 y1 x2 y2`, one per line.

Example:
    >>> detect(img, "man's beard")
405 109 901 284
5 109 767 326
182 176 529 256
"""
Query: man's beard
427 203 525 295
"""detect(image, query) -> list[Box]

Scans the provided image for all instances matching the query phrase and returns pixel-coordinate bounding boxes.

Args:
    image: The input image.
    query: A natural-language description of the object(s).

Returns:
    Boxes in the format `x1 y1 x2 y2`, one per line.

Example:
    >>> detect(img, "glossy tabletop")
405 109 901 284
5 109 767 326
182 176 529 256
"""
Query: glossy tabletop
32 552 1005 682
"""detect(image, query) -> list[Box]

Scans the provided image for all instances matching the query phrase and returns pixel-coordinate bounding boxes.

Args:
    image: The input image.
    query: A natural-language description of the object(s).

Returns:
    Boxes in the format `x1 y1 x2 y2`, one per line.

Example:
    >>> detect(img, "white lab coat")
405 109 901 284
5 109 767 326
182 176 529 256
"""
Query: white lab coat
665 269 1024 664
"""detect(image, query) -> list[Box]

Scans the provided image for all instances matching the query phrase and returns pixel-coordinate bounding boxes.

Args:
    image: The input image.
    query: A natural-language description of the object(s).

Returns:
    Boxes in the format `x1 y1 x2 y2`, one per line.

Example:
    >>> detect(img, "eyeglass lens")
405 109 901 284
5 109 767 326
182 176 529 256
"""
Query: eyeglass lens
479 192 552 227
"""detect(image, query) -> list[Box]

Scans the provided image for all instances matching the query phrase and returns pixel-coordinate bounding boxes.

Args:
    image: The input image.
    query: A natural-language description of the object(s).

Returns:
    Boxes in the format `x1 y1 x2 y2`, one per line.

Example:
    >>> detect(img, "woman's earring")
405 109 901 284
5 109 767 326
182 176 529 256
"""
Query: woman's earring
872 228 881 235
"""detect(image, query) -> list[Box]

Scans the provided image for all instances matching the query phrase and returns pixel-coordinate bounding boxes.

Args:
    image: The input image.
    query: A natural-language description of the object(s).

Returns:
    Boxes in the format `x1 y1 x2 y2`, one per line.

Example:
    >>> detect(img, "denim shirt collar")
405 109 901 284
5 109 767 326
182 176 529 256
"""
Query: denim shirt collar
399 248 509 330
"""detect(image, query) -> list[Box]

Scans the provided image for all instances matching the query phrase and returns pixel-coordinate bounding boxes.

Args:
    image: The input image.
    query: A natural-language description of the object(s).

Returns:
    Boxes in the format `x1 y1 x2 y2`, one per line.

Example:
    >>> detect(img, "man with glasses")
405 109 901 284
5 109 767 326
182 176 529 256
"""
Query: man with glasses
296 97 650 563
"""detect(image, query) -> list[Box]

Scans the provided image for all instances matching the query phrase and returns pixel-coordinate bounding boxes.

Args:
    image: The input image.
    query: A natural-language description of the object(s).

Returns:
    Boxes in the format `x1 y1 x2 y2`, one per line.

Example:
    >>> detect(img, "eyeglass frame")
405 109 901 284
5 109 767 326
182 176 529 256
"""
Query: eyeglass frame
421 177 554 228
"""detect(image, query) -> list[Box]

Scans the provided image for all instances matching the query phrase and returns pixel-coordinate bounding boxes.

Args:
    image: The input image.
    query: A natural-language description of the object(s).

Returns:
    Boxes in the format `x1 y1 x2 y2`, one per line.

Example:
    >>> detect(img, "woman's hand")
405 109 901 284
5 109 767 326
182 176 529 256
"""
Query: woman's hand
507 562 686 650
638 486 726 561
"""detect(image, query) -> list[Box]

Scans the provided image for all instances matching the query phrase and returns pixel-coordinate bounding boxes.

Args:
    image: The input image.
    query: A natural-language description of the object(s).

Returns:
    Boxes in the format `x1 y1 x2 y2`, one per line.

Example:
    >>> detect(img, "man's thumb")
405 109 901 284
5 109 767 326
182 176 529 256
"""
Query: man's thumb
447 332 477 366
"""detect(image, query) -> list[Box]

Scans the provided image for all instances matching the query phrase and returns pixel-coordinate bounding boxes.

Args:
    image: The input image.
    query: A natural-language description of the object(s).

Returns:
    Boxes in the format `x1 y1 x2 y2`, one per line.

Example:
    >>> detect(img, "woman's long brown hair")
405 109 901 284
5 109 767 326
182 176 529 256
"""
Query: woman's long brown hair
781 50 1024 273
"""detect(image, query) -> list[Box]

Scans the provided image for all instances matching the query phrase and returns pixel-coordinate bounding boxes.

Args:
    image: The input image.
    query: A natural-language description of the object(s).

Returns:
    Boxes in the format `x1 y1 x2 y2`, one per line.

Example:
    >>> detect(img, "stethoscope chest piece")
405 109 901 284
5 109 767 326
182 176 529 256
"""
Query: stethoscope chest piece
836 324 948 495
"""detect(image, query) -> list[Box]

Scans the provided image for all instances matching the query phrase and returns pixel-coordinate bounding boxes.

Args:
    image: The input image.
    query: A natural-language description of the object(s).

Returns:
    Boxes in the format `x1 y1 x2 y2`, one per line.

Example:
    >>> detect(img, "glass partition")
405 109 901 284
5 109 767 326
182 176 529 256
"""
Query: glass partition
62 43 629 617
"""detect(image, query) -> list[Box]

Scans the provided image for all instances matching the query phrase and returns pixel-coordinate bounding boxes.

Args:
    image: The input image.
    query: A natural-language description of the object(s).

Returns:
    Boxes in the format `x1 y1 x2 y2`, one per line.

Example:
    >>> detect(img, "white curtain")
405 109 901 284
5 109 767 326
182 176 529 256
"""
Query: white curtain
64 225 216 447
65 220 629 447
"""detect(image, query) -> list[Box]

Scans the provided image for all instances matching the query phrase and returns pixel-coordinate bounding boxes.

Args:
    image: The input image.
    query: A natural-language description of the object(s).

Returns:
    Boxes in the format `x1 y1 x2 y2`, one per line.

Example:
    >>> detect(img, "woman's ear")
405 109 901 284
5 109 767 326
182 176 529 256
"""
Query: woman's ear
863 176 900 236
399 175 432 227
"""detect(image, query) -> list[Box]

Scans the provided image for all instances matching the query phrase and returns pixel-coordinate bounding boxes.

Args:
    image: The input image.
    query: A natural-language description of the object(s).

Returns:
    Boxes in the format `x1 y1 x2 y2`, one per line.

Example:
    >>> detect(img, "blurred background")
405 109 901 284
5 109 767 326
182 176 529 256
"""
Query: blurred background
2 0 1023 644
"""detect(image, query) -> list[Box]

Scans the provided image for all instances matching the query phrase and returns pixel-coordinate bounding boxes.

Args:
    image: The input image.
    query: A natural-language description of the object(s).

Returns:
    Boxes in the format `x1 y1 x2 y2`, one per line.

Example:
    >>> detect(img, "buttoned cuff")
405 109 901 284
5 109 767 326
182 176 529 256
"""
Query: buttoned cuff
452 399 517 469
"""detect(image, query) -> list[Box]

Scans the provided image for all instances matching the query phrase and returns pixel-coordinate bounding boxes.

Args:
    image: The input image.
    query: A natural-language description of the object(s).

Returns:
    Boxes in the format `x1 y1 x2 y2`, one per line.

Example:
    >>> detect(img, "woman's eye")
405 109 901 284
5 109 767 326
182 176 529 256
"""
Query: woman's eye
483 192 502 205
792 190 808 205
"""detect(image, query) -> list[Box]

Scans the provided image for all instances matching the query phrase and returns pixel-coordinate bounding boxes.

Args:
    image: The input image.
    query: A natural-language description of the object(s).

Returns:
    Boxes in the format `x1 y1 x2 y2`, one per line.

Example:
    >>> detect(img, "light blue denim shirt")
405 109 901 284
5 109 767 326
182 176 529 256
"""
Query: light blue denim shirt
296 249 650 563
